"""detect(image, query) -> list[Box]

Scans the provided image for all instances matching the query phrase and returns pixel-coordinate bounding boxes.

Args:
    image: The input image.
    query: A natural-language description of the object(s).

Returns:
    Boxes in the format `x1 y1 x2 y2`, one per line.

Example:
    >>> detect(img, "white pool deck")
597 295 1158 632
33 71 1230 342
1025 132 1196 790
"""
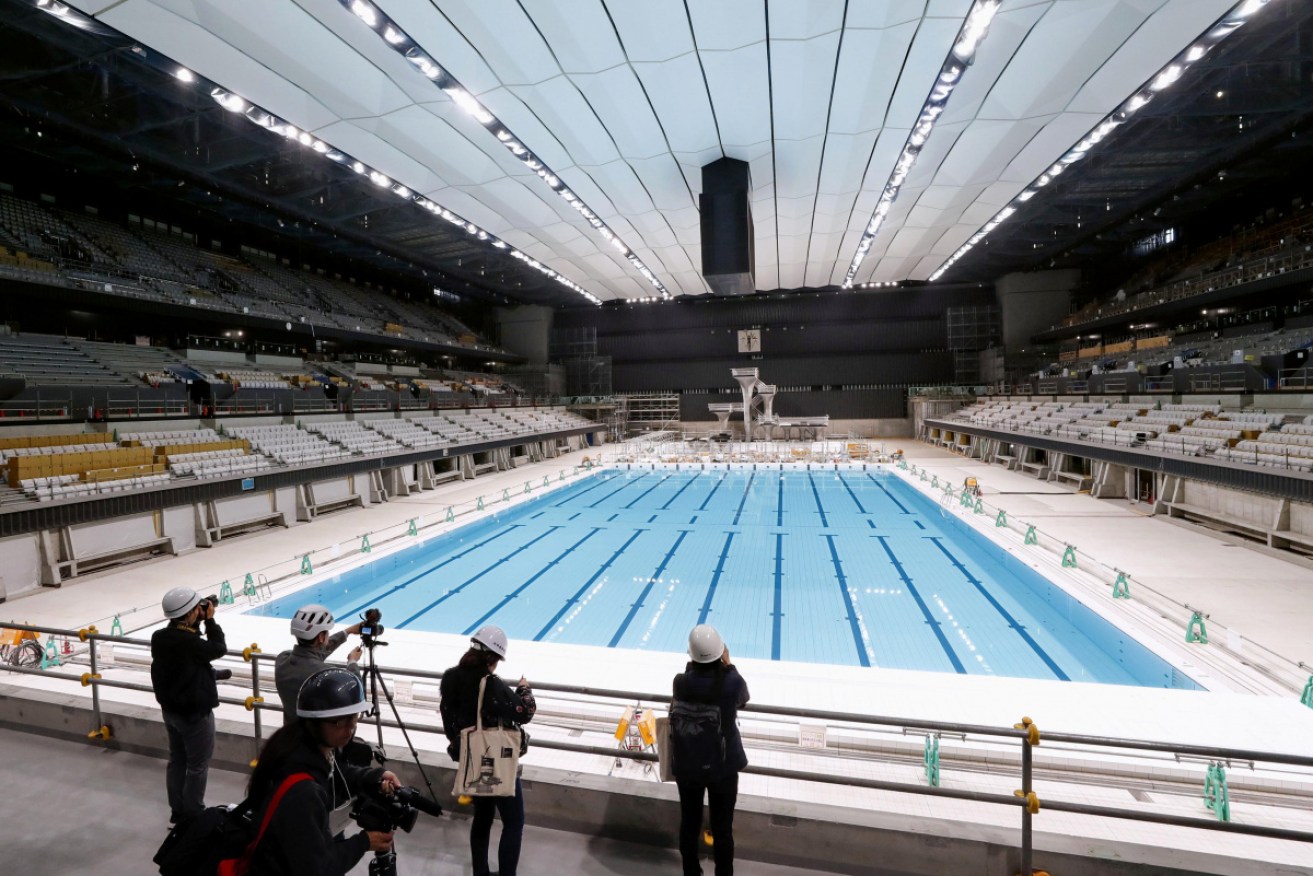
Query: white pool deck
3 443 1313 874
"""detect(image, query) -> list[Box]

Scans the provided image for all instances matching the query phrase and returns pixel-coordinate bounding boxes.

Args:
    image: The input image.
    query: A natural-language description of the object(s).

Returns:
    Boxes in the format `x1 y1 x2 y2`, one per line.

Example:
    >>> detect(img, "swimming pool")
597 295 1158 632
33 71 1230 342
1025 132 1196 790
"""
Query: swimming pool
251 468 1200 688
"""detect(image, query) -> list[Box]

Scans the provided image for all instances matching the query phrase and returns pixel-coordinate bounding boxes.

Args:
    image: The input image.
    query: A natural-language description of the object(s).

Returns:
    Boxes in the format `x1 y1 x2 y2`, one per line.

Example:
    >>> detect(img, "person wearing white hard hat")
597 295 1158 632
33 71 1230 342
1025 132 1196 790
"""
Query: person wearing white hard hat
670 624 750 876
150 586 227 824
439 625 536 876
274 604 364 727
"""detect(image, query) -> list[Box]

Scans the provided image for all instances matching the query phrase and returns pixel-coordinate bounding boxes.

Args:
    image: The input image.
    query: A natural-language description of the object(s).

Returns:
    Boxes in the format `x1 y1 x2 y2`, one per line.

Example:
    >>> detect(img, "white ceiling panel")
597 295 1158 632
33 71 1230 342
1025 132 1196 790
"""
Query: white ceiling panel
773 137 826 202
700 44 772 149
630 55 720 156
515 0 624 75
504 77 620 170
1065 0 1235 114
771 1 846 40
847 0 933 30
688 0 766 51
59 0 1245 300
428 0 561 86
828 22 920 135
569 66 670 161
607 1 696 64
769 31 843 143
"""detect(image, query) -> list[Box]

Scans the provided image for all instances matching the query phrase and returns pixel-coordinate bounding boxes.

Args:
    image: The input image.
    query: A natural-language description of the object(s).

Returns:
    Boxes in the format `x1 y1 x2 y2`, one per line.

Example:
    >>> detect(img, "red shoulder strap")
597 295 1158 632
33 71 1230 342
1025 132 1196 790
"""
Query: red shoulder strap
223 772 314 876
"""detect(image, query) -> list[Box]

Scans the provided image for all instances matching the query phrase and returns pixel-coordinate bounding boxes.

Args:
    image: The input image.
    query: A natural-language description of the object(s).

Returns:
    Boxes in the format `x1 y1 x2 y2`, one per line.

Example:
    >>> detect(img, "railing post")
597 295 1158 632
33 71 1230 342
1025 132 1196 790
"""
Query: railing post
1014 716 1040 875
251 655 264 749
88 633 102 734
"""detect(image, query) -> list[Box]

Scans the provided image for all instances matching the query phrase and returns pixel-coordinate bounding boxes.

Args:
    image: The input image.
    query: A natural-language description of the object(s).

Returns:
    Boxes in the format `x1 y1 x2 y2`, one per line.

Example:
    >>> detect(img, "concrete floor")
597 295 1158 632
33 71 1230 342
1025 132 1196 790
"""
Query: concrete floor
1 728 832 875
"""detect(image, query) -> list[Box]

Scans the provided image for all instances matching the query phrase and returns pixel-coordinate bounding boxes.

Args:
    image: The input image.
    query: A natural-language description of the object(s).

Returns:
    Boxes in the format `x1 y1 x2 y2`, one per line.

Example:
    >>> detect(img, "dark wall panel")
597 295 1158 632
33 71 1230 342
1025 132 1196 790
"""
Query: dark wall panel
679 389 907 421
613 352 953 392
559 287 987 396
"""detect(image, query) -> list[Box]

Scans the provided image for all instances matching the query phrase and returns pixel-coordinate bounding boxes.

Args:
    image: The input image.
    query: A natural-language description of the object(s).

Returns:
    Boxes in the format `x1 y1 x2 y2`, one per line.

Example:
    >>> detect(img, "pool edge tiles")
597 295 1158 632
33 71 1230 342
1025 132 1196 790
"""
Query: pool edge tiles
246 466 1201 690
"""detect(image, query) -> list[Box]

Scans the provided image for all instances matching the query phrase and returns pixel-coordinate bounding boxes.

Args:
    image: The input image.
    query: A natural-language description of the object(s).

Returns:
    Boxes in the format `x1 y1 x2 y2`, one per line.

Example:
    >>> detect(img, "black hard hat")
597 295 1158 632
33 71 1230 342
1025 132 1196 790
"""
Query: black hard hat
296 667 367 719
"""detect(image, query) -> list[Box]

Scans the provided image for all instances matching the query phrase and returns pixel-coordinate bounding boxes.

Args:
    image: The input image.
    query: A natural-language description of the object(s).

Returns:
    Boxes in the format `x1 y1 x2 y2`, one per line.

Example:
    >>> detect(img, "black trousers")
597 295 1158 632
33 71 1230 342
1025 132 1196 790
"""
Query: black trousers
676 773 738 876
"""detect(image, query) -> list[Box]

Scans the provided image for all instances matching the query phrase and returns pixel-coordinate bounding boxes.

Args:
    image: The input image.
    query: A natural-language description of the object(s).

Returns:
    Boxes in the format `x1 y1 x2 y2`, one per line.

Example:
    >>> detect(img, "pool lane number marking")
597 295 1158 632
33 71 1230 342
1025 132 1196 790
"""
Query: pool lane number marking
873 535 965 674
461 528 603 634
398 526 564 627
822 535 873 667
339 525 522 619
923 537 1069 681
697 531 736 625
609 529 692 647
534 529 647 641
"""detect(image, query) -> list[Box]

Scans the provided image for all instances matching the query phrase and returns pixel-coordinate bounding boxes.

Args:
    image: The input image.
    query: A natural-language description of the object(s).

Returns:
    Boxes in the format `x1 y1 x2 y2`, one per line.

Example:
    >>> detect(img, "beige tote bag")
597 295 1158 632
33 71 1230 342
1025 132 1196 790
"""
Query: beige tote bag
453 676 521 797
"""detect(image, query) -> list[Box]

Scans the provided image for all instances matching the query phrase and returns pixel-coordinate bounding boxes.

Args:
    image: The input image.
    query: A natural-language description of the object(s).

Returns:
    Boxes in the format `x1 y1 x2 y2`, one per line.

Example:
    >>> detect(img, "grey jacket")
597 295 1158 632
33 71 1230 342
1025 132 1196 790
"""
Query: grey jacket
274 631 359 725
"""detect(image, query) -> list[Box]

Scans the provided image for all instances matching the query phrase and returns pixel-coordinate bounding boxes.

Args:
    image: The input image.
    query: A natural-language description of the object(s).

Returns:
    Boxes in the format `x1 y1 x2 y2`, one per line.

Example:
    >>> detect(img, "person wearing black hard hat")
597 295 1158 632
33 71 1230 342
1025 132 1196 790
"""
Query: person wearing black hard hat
439 625 536 876
244 667 399 875
150 586 227 825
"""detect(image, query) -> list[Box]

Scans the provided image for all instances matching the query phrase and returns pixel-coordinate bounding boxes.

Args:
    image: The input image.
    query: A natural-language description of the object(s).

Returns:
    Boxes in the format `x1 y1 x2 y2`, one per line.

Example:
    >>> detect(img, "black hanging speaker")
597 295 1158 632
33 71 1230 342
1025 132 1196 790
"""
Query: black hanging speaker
700 158 756 295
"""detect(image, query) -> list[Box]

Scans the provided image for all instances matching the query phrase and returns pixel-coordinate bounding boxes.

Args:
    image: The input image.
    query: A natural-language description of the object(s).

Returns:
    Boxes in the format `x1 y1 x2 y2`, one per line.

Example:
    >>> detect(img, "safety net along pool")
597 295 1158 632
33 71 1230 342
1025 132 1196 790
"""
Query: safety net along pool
251 468 1200 689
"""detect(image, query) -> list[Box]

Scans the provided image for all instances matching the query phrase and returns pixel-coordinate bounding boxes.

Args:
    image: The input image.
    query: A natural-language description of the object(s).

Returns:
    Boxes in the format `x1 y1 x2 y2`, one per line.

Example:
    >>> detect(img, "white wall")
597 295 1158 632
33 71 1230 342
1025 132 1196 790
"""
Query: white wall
0 533 40 601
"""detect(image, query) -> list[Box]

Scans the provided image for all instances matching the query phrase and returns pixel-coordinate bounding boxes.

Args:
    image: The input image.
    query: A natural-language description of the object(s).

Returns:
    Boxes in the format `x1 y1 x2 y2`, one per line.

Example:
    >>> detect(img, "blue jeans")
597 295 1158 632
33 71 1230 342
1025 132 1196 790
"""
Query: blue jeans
470 777 524 876
162 710 214 822
677 773 738 876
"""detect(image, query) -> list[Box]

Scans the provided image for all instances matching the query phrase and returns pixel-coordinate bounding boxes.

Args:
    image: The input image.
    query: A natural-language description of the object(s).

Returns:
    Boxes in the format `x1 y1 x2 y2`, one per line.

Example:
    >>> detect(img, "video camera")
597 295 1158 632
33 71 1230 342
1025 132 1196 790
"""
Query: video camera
350 784 443 834
359 608 384 647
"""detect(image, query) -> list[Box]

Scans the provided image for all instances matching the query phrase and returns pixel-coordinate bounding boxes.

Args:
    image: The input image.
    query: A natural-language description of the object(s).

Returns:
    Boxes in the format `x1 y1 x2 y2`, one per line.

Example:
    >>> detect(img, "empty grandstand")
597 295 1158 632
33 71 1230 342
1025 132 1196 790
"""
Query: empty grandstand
5 2 1313 876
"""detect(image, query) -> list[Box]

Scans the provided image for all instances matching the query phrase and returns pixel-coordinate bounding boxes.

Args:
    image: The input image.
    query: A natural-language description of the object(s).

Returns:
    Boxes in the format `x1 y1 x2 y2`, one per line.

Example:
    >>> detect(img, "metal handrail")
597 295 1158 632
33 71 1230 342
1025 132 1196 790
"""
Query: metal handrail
4 620 1313 868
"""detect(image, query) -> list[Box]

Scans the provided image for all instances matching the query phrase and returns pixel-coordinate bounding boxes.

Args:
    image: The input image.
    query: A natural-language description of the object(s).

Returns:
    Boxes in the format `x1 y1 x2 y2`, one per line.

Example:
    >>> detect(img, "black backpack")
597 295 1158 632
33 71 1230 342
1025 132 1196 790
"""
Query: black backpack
153 803 256 876
153 773 311 876
669 669 726 781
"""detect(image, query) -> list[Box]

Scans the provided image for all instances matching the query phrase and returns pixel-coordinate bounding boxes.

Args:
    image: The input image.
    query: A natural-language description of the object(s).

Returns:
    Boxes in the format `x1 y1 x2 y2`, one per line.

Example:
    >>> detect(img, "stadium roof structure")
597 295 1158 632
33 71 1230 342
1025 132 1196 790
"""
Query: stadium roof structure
2 0 1312 307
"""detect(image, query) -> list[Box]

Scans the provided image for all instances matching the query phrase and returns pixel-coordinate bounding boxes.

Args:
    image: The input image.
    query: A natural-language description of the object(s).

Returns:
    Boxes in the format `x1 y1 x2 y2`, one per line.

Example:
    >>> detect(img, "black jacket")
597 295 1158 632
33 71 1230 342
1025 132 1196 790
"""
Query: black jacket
439 663 536 762
672 662 750 779
150 619 226 717
245 739 383 876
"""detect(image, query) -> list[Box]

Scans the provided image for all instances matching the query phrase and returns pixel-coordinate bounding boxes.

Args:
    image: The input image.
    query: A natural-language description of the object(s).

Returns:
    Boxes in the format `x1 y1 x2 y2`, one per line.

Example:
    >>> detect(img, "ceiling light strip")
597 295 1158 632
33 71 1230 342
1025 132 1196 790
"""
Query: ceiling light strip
340 0 670 300
32 0 600 305
927 0 1273 282
841 0 1000 289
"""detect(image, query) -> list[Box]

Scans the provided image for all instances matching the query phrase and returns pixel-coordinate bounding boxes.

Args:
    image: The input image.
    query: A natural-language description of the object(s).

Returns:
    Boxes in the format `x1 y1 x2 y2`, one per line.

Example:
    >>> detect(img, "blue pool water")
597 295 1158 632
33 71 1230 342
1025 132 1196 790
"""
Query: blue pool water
252 469 1200 688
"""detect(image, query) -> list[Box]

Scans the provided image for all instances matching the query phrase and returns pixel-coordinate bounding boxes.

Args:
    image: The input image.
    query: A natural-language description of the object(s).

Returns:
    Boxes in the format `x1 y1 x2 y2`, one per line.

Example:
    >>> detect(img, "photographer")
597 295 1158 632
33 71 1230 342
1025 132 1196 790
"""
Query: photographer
150 586 227 825
672 624 749 876
245 667 398 875
439 625 536 876
275 604 364 727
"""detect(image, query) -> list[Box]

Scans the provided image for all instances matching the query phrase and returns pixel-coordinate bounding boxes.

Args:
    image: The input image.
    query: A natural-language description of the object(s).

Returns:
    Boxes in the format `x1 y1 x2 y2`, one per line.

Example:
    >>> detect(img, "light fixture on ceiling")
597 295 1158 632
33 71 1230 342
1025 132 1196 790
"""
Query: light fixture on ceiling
841 0 999 289
30 0 603 306
335 0 660 303
928 0 1272 282
209 88 247 113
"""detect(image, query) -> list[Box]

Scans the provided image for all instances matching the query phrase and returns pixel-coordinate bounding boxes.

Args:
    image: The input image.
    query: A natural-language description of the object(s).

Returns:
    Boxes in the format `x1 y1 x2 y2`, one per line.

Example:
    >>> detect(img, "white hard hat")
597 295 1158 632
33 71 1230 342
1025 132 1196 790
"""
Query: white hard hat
470 625 508 659
688 624 725 663
162 586 202 620
290 604 335 640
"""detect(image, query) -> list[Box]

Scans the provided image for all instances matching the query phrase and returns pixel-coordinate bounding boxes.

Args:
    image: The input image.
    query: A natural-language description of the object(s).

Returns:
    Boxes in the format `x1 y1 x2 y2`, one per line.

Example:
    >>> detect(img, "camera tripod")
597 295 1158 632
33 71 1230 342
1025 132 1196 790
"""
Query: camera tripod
358 634 443 876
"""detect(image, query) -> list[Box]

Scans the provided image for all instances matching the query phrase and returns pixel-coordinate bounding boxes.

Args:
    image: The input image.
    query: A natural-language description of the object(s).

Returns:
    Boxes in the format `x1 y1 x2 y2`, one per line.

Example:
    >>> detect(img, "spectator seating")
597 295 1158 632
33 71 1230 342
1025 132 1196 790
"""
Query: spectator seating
305 421 404 456
364 418 449 449
0 334 134 387
0 191 504 352
226 425 351 465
